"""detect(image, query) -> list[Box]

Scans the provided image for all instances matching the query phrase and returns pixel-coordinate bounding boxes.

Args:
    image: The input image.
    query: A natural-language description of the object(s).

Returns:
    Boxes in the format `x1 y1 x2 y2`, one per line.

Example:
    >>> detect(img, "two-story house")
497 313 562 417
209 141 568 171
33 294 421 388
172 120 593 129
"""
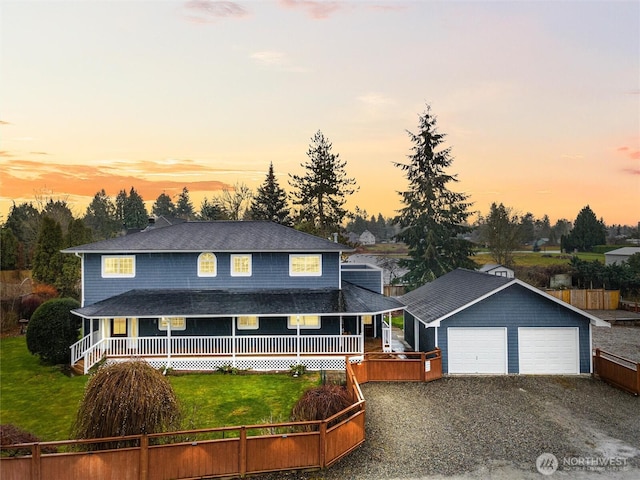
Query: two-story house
65 221 403 374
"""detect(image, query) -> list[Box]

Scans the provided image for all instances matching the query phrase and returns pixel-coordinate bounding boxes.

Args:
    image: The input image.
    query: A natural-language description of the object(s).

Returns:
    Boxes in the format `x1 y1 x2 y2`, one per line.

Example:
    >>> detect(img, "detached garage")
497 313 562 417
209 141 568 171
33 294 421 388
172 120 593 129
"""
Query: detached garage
401 269 610 375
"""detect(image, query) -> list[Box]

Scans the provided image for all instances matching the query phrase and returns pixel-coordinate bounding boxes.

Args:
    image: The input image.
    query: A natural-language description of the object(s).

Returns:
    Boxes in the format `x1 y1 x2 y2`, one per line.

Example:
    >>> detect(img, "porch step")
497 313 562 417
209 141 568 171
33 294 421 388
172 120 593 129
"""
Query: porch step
71 359 85 376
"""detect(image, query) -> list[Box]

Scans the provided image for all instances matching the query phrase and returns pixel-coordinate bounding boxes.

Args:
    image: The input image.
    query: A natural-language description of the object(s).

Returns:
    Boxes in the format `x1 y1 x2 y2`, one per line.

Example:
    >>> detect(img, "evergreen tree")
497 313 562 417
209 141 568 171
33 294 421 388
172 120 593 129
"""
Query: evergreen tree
289 130 357 238
116 187 148 230
5 202 41 269
59 218 93 298
84 190 120 240
394 104 476 288
199 197 228 220
175 187 195 220
563 205 607 252
0 227 18 270
479 203 522 268
250 163 292 225
152 192 175 218
41 199 74 234
32 217 64 285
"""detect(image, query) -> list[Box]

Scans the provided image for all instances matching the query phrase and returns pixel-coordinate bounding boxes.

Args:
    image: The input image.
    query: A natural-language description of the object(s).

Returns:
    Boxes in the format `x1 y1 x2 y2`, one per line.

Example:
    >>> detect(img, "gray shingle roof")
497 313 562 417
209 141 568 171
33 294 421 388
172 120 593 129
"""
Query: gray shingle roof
73 281 403 318
63 221 351 253
400 268 512 324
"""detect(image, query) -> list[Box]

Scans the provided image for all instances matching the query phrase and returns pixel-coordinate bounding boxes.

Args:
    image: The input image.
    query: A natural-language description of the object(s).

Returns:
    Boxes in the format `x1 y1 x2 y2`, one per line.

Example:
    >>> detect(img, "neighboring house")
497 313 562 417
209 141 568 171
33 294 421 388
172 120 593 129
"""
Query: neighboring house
605 247 640 265
478 264 514 278
359 230 376 246
64 221 403 374
401 269 609 375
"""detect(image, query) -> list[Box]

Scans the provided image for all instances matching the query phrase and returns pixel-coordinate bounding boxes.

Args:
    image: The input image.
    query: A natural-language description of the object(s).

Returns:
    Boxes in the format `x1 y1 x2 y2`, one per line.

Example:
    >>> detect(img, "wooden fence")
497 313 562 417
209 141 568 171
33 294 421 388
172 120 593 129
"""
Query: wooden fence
593 348 639 396
0 351 442 480
348 350 442 384
546 289 620 310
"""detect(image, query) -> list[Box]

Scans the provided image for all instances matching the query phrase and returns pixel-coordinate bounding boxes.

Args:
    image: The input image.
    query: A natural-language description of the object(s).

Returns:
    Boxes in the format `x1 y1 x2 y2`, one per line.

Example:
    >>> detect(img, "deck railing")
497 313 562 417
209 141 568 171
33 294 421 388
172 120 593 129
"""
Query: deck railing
593 348 639 396
72 334 364 373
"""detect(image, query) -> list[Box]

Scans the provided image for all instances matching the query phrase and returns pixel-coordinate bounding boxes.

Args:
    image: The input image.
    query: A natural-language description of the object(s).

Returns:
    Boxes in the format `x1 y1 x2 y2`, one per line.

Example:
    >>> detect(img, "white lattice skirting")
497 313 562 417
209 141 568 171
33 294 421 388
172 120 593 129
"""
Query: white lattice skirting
104 356 348 372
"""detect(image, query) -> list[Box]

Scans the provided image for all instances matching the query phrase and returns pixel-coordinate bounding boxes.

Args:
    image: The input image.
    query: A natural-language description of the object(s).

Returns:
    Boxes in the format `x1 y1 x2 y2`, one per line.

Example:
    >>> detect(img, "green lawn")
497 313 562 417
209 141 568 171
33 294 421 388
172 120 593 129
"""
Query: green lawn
472 251 604 267
0 336 319 441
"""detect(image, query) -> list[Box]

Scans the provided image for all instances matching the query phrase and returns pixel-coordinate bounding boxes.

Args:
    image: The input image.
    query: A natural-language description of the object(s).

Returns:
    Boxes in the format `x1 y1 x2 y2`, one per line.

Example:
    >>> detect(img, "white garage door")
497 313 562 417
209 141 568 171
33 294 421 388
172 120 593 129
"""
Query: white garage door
448 327 507 374
518 327 579 374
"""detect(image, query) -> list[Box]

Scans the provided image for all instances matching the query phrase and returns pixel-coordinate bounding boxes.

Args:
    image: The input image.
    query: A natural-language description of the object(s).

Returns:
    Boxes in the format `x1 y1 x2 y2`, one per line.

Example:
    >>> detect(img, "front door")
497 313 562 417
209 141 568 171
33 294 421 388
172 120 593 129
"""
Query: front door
363 315 374 338
111 317 128 337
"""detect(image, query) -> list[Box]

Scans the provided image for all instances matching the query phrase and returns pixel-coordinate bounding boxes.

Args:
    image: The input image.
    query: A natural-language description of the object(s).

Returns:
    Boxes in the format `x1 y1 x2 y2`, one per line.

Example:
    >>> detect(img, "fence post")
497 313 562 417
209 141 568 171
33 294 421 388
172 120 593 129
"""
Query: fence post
139 434 149 480
593 348 600 377
239 426 247 478
636 362 640 395
421 352 426 382
319 422 327 468
31 443 41 480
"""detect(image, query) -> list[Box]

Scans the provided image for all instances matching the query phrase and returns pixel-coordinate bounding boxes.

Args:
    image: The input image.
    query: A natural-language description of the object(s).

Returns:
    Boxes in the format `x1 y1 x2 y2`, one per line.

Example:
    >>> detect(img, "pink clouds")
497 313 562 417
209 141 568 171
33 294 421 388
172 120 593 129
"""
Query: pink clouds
183 0 248 23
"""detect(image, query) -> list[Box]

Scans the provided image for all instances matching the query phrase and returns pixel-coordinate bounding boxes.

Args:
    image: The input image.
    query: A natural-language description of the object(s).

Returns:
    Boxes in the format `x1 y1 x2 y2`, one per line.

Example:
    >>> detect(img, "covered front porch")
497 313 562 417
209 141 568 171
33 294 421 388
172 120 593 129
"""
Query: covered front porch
70 283 404 374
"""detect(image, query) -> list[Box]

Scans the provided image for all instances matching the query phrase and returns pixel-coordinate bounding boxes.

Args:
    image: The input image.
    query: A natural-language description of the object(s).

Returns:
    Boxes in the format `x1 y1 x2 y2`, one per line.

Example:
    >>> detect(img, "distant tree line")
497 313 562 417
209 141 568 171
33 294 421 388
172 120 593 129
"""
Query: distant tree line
1 104 638 297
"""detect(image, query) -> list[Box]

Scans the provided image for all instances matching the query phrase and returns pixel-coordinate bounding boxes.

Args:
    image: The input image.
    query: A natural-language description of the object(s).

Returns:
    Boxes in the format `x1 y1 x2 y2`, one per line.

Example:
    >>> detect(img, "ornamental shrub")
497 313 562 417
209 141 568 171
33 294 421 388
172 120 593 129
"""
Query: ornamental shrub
26 297 80 365
73 361 181 449
291 384 352 429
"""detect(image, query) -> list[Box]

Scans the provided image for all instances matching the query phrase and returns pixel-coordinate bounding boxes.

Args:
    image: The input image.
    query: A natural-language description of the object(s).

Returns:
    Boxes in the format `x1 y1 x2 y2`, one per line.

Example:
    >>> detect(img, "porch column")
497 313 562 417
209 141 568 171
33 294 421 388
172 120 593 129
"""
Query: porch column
166 320 172 371
232 317 237 368
296 317 301 363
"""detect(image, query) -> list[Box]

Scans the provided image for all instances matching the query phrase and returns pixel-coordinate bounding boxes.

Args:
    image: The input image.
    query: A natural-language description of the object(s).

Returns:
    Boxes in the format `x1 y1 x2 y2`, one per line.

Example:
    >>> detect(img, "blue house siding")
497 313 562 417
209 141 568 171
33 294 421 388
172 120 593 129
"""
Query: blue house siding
341 268 383 294
83 252 341 305
406 284 591 374
404 313 415 347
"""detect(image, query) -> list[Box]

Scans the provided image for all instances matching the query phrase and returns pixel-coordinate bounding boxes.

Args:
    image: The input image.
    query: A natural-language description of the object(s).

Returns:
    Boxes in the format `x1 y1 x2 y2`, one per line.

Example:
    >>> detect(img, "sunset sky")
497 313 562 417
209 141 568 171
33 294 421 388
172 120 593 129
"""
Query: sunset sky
1 0 638 226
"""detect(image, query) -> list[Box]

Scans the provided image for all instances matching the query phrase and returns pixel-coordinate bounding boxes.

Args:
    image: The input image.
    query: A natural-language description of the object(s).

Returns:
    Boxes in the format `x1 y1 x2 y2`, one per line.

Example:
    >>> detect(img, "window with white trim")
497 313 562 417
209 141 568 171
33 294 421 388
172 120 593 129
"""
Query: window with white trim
237 316 259 330
288 315 321 329
198 252 217 277
102 256 135 278
159 317 186 330
289 254 322 276
231 254 252 276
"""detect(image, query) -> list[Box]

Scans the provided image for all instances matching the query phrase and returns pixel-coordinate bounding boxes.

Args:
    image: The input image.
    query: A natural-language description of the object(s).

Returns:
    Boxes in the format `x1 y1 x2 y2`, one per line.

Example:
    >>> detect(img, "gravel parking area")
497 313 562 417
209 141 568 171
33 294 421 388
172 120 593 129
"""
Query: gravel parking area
258 376 639 480
255 324 640 480
592 324 640 362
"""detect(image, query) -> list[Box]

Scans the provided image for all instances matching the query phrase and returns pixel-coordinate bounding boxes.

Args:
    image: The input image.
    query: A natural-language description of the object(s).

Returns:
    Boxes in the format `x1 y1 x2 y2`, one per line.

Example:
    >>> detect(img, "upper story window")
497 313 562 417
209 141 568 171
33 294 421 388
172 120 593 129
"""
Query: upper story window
288 315 321 329
231 254 252 277
198 252 217 277
237 316 259 330
289 254 322 276
102 255 135 278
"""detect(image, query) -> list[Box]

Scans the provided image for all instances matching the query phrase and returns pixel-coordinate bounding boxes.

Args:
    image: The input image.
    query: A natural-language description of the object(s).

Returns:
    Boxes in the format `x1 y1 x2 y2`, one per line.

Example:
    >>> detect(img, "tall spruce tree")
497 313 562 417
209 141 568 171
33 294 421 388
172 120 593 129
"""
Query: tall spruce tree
84 190 120 240
116 187 148 230
32 217 64 286
394 105 476 288
175 187 195 220
250 163 292 225
289 130 357 238
152 192 175 218
563 205 606 252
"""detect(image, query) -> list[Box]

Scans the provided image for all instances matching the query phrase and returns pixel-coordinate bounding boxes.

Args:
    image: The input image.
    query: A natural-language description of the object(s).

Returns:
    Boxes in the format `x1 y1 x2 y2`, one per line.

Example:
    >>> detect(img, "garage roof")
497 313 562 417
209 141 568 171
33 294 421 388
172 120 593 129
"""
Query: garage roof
400 269 610 328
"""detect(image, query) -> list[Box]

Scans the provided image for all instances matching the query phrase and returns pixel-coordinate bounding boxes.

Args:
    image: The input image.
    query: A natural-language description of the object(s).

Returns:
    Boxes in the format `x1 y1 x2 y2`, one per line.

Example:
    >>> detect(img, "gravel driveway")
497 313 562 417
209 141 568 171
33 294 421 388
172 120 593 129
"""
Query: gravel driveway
256 325 640 480
258 377 639 480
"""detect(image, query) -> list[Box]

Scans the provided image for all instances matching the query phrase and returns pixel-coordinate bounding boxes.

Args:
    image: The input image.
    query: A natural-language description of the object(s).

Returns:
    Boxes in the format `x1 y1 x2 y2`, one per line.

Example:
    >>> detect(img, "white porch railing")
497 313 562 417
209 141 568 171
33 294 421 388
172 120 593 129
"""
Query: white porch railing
382 319 392 353
71 334 363 374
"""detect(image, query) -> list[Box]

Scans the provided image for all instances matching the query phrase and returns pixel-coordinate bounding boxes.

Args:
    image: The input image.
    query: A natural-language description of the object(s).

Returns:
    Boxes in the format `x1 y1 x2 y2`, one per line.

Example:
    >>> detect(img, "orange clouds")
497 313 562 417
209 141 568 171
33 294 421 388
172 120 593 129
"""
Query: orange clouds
0 158 235 215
